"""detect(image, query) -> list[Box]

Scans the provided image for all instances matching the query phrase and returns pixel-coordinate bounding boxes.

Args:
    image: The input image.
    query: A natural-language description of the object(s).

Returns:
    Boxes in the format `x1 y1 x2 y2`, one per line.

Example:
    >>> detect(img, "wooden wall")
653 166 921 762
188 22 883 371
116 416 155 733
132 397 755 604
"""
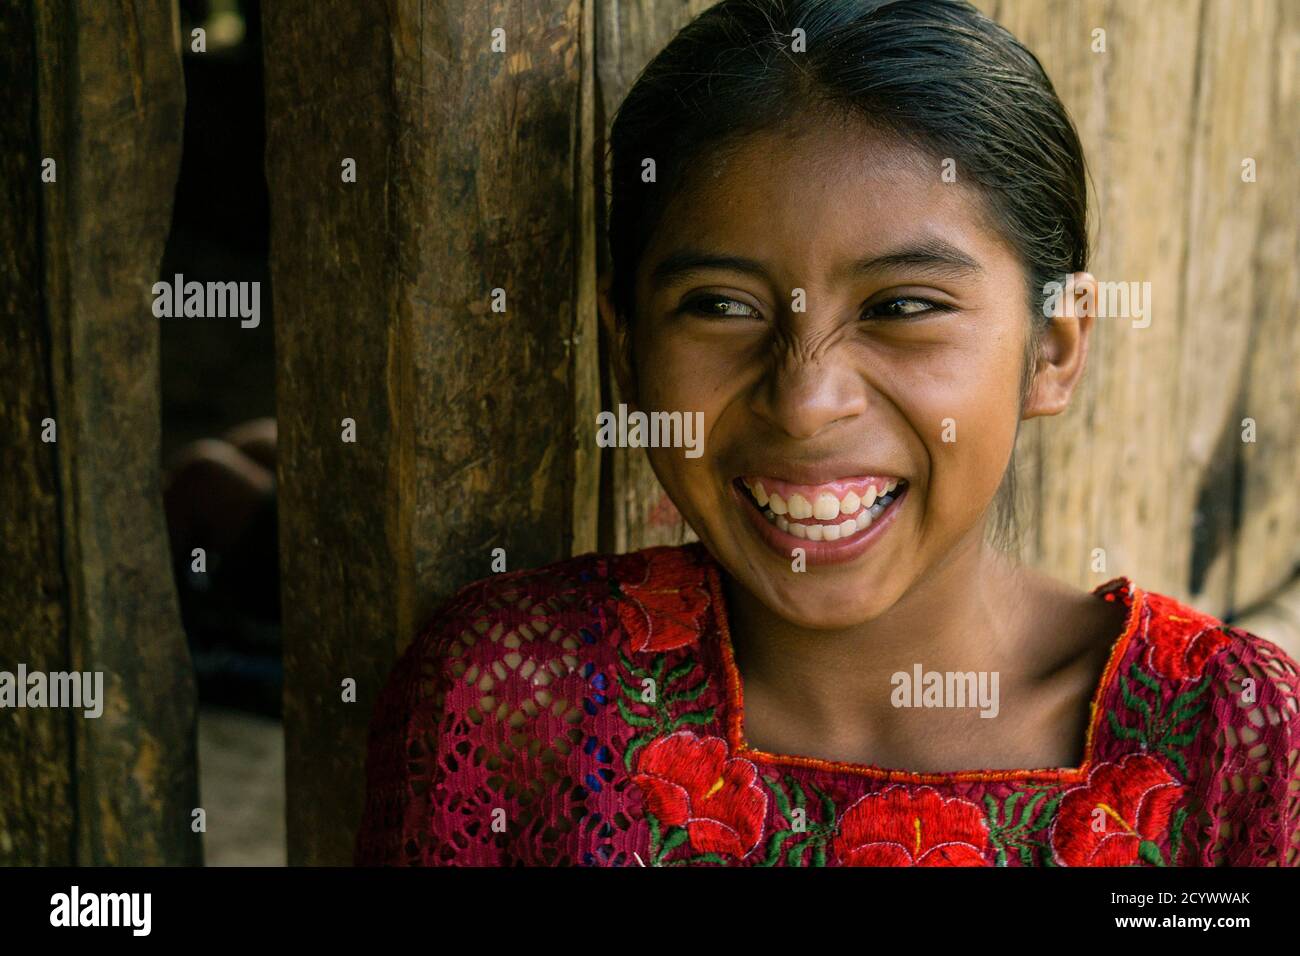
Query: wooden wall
260 0 1298 864
262 0 599 865
981 0 1299 622
0 0 199 865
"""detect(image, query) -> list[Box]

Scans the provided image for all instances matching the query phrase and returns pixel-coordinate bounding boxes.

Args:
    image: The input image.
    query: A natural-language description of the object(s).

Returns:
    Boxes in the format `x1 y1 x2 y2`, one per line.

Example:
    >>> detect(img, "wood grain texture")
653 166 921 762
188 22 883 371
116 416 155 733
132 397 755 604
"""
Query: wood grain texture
265 0 592 864
982 0 1295 629
981 0 1201 600
0 0 198 865
1175 0 1276 612
1232 0 1300 614
0 0 73 866
574 0 602 557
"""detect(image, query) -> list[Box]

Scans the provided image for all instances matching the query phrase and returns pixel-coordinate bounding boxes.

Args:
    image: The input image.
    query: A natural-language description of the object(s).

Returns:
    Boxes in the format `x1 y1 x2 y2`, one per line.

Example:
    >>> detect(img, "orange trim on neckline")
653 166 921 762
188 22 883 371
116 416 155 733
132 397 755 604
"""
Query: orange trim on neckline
704 560 1145 784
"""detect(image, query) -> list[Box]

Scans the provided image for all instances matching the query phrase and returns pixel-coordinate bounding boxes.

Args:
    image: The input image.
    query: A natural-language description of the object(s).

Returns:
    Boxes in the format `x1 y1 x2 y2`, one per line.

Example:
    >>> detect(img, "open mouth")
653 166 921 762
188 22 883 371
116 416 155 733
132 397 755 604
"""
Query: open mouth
733 474 909 547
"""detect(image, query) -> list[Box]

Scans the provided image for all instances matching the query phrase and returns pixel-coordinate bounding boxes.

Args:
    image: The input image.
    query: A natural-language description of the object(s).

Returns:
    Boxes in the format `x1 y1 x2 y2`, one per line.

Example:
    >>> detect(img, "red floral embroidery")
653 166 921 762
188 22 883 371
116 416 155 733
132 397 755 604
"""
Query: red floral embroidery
357 543 1300 868
1050 754 1183 866
831 786 990 866
1142 593 1230 680
615 547 710 652
631 731 767 858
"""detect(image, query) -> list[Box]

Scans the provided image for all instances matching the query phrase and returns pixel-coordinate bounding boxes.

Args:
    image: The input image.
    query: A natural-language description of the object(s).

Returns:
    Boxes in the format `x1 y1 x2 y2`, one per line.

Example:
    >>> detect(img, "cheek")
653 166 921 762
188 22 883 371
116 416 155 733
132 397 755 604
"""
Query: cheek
633 331 738 519
634 325 747 411
906 324 1025 521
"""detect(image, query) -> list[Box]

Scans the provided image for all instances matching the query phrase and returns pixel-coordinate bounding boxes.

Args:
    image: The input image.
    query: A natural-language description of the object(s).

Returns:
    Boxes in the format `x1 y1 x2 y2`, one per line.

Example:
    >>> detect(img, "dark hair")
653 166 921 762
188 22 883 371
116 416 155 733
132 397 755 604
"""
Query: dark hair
605 0 1090 549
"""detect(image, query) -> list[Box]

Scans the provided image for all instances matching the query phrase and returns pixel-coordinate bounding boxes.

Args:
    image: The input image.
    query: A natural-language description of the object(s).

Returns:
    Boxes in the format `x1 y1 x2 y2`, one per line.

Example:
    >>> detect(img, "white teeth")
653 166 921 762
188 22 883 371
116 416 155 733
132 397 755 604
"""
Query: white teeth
747 479 905 517
813 493 840 520
751 478 905 546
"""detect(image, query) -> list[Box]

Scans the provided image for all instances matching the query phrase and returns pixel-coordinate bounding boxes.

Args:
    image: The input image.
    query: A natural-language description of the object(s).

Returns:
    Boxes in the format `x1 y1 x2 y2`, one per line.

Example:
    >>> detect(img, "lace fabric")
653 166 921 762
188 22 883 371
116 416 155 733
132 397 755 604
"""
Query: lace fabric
355 543 1300 866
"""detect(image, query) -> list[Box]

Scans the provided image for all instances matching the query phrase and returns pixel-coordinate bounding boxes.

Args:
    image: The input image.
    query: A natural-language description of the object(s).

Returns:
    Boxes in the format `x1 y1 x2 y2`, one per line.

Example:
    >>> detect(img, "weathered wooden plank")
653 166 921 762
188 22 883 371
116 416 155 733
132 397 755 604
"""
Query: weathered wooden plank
1231 0 1300 614
575 0 602 557
0 0 74 867
265 0 592 864
983 0 1204 601
0 0 198 865
984 1 1294 627
1175 0 1276 613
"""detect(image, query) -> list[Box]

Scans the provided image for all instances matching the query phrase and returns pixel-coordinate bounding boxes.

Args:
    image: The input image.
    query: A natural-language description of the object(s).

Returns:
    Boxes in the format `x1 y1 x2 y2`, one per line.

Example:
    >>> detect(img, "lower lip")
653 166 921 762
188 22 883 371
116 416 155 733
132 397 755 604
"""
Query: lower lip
731 480 907 566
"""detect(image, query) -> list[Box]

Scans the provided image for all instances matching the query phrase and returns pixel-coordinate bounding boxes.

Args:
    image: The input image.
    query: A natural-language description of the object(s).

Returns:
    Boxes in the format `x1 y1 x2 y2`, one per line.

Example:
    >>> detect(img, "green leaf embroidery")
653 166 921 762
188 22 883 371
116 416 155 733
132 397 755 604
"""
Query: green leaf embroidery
664 657 698 685
762 829 794 866
1137 839 1166 867
754 774 838 867
987 786 1065 866
667 709 714 728
1169 805 1189 865
1107 663 1210 772
616 697 658 728
616 644 718 771
1120 673 1153 718
665 677 709 704
658 825 688 862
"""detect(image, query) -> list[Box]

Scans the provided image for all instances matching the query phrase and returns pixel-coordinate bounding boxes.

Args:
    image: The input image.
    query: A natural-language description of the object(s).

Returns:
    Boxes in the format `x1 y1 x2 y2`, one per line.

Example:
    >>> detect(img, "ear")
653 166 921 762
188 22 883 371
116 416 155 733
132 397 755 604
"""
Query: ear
597 271 639 409
1023 271 1096 419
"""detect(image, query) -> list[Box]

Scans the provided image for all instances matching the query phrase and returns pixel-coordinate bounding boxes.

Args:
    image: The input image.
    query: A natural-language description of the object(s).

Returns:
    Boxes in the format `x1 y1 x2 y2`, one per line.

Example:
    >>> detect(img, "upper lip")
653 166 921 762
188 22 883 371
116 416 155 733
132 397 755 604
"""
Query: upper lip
733 459 905 486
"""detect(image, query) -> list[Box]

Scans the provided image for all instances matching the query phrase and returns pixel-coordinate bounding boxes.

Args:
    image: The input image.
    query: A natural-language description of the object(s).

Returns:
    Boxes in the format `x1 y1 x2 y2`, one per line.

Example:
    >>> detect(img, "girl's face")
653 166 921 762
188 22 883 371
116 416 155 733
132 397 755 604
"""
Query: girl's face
605 118 1062 630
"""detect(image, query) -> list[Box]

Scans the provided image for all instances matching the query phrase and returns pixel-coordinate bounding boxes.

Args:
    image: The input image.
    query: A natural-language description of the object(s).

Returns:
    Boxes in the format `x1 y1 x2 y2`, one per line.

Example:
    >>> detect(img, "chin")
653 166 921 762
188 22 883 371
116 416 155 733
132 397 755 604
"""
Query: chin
750 573 899 631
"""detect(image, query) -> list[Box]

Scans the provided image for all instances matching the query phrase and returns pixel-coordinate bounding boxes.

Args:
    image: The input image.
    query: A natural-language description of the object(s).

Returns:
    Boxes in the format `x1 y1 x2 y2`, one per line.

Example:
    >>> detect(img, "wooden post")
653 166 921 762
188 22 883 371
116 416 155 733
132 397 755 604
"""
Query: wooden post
0 0 198 865
263 0 598 864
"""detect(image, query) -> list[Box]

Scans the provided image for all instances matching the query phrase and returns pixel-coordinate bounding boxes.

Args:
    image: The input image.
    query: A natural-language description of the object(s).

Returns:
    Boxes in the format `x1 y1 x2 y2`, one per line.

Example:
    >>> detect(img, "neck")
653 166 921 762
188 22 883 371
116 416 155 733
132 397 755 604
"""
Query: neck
722 525 1033 733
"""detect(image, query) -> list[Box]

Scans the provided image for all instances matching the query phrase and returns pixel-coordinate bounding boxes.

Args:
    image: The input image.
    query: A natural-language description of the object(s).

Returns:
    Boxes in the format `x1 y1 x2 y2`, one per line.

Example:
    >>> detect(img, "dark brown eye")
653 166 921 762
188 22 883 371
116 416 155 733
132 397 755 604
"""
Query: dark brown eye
861 297 941 320
684 295 760 319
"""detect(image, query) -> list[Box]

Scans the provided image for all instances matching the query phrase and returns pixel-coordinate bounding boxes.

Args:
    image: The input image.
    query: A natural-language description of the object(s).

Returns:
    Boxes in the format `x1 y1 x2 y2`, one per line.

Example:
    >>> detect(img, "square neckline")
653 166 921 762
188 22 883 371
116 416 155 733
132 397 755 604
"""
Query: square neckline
700 550 1145 784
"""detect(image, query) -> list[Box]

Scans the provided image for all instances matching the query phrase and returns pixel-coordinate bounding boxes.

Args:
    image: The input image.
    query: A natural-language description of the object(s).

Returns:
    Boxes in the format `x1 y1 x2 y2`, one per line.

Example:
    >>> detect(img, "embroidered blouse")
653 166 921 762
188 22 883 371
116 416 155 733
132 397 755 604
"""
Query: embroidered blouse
355 542 1300 867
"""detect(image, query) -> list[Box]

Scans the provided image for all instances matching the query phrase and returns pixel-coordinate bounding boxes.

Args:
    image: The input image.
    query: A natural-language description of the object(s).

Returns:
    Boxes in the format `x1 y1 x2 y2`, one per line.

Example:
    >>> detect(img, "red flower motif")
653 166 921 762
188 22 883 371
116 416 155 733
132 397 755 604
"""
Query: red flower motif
1050 754 1183 866
631 731 767 858
1143 592 1231 680
614 547 710 652
831 786 990 866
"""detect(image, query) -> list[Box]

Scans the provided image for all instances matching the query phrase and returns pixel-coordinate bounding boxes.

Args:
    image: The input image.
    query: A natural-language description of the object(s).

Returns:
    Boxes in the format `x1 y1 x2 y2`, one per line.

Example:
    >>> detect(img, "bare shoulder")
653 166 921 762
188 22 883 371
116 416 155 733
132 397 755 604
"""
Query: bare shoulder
1005 565 1133 680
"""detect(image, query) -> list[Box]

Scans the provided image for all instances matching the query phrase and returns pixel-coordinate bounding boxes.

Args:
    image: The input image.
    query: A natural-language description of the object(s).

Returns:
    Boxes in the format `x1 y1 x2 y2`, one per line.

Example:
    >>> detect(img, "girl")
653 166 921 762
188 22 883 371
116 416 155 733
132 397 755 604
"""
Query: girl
356 0 1299 866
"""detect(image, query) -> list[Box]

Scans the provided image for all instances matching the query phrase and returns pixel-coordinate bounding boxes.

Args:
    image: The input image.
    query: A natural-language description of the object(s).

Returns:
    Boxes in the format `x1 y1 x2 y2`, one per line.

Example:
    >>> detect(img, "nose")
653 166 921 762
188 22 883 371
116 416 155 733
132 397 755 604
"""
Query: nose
750 344 869 440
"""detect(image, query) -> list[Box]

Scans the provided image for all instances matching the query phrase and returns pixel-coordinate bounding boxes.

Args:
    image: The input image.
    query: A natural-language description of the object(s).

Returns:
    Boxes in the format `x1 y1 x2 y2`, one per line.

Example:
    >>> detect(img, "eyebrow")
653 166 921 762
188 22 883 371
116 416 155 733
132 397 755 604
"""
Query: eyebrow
648 238 983 287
